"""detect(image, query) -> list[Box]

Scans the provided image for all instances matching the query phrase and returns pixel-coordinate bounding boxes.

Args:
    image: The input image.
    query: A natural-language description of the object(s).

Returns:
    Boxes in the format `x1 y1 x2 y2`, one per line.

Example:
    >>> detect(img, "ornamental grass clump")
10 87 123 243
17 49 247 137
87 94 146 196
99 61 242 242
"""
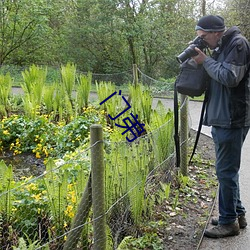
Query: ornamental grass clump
0 73 12 117
60 63 76 103
129 83 153 125
21 65 47 118
76 72 92 111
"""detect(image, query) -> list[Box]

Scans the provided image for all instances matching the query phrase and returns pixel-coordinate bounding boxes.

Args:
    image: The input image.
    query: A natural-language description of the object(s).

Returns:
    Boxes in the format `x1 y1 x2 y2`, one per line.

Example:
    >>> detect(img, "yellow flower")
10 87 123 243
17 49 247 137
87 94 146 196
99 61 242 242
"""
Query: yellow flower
65 205 74 218
14 149 22 155
36 152 41 159
26 183 37 191
32 193 42 201
43 147 49 157
3 130 9 135
71 195 76 204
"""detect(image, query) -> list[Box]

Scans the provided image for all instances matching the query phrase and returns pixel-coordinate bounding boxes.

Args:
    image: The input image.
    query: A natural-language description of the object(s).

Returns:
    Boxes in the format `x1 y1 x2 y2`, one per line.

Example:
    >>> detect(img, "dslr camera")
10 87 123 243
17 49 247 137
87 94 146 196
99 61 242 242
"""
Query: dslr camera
176 36 208 64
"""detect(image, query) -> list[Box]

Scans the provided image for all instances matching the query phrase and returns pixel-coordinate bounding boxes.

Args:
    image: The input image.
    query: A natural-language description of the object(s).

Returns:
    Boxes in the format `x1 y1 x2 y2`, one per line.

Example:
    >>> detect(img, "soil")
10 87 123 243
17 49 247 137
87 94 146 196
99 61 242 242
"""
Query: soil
0 152 45 180
158 130 217 250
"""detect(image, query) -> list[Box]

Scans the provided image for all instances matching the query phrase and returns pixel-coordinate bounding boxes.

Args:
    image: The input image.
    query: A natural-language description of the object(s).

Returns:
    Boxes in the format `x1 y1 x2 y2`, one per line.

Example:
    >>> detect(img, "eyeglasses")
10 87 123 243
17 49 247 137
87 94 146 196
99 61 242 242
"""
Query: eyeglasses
198 32 214 40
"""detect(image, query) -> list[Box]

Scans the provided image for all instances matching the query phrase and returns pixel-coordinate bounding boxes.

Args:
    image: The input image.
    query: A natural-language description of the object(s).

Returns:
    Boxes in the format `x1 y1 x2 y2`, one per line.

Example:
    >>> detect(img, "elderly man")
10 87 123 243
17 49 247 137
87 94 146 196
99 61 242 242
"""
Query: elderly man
192 15 250 238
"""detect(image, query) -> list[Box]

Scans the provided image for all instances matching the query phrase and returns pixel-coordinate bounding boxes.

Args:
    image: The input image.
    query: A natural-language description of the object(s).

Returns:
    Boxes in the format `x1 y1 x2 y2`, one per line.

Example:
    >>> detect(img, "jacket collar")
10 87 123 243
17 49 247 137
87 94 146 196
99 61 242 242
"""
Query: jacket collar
212 26 241 58
221 26 241 46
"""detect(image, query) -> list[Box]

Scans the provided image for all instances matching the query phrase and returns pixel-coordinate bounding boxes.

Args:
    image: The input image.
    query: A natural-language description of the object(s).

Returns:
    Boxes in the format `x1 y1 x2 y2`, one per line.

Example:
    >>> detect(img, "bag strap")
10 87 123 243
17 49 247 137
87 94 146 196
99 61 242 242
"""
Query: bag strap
188 91 208 164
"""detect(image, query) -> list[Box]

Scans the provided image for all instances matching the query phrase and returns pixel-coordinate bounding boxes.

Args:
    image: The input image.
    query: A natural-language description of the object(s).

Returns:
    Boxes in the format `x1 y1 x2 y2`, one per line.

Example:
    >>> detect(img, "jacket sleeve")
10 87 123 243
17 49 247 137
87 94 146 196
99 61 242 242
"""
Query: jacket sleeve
203 37 250 87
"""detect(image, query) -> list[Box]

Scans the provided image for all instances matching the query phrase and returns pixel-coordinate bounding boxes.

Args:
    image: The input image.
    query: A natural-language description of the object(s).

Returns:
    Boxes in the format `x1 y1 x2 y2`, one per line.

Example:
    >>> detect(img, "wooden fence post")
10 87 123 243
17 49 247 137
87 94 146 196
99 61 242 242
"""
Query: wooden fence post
91 124 106 250
133 64 138 86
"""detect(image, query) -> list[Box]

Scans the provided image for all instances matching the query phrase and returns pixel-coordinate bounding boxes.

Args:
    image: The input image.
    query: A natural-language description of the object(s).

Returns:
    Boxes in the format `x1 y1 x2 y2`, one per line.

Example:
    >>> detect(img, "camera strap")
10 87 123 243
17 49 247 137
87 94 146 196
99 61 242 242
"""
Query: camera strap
189 91 208 164
174 85 208 168
174 82 181 168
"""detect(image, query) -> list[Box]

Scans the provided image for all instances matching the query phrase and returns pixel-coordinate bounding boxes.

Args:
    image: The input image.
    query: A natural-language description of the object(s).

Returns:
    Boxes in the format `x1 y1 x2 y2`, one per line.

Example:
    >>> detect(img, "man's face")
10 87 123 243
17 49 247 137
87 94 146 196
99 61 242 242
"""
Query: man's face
196 30 221 49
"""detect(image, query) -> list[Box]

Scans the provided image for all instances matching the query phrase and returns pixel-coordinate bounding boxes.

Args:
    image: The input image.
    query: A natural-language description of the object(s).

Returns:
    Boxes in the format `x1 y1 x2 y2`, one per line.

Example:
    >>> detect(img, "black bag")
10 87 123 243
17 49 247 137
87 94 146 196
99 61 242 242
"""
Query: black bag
175 58 208 97
174 58 209 168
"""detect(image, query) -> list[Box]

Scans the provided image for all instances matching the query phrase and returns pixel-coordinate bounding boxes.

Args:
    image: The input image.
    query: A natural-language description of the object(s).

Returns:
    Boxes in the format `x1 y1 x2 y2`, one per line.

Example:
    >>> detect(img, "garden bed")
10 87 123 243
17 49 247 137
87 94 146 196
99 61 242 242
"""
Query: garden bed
0 130 217 250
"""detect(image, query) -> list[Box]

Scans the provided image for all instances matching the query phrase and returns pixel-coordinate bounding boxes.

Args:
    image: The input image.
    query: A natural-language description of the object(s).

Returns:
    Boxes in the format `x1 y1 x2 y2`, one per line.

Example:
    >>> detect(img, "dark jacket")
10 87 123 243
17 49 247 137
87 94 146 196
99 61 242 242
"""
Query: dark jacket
203 26 250 128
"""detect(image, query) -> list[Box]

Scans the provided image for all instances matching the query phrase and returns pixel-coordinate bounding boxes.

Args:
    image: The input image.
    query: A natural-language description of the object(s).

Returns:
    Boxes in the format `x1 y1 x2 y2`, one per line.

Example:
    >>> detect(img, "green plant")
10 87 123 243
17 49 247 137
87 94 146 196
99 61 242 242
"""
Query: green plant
178 173 191 189
147 100 174 163
21 65 47 118
76 72 92 110
117 233 163 250
60 62 76 102
12 176 49 241
0 73 12 117
13 233 49 250
105 134 153 230
96 81 126 128
42 158 69 248
157 182 171 203
0 107 102 158
13 238 38 250
0 115 57 157
41 156 92 248
0 161 15 222
96 81 116 111
43 84 56 114
172 190 180 210
129 83 153 124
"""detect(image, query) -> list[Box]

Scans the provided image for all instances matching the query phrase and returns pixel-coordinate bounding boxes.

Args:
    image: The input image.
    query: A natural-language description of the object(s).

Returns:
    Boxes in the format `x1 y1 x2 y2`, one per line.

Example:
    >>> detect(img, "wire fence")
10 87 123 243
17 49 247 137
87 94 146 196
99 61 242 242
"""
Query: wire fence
0 123 180 249
0 66 191 249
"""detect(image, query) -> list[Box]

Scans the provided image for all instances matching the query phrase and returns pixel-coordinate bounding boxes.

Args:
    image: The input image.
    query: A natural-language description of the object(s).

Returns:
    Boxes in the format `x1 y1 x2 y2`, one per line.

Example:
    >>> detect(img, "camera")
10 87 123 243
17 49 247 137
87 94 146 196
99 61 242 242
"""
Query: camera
176 36 208 64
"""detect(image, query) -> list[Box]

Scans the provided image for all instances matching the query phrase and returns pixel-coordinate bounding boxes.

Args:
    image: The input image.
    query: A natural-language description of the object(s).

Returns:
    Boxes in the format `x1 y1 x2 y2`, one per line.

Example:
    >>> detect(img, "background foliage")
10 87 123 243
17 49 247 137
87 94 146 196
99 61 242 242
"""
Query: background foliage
1 0 248 80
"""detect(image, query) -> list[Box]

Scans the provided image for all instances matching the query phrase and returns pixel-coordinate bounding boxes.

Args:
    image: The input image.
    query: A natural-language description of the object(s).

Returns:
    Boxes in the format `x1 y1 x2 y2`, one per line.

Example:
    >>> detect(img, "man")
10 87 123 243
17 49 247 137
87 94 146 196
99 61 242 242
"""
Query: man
192 15 250 238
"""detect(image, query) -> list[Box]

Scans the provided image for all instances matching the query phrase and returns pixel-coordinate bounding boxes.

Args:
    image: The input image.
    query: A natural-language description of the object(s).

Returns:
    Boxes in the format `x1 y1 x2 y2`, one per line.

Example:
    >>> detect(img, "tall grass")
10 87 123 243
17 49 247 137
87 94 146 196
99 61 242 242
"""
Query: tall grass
0 161 14 223
148 100 175 163
60 63 76 102
76 72 92 112
43 84 56 114
0 73 12 116
129 83 152 124
97 81 126 127
105 135 153 225
21 65 47 118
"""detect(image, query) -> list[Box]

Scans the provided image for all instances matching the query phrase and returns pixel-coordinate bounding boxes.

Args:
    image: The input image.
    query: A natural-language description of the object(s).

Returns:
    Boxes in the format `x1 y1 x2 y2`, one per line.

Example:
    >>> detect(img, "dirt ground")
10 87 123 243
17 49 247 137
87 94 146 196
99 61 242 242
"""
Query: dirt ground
159 130 217 250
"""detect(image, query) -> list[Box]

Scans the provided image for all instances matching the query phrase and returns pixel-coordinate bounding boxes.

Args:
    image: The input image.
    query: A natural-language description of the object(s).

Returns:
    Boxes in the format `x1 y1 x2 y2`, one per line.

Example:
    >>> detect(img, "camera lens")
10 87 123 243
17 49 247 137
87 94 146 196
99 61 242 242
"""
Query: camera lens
176 45 198 63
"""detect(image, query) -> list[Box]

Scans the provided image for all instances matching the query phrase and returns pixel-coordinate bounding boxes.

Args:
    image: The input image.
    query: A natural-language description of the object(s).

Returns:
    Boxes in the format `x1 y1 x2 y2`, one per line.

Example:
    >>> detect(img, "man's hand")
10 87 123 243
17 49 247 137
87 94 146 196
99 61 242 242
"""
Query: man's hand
192 47 207 64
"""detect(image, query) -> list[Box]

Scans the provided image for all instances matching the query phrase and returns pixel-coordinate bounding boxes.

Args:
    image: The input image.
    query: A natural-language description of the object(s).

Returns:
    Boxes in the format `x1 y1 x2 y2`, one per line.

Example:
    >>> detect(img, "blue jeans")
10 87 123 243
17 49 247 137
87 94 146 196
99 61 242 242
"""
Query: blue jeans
211 126 249 225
